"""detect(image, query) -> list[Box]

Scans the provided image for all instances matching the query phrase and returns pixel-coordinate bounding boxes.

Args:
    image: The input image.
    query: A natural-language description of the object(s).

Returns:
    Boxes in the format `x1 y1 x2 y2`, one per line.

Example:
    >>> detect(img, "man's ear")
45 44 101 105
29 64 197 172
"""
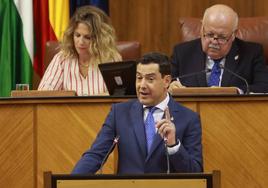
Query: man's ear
164 75 172 88
200 24 204 36
233 29 238 39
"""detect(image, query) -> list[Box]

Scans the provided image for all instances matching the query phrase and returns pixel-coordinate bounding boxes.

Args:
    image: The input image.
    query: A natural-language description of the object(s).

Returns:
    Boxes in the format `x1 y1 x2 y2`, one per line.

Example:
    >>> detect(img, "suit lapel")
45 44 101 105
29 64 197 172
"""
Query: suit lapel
221 39 240 86
131 101 147 159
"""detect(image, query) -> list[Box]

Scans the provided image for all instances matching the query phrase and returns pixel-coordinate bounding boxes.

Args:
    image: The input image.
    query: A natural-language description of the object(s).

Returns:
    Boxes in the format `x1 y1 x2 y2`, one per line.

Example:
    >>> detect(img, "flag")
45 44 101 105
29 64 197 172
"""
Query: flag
33 0 69 77
49 0 70 40
0 0 33 97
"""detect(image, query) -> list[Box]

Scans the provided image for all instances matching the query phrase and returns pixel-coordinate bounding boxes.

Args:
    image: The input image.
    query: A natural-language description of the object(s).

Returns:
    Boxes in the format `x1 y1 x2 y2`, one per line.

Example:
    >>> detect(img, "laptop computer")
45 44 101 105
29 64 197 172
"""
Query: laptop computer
98 60 138 95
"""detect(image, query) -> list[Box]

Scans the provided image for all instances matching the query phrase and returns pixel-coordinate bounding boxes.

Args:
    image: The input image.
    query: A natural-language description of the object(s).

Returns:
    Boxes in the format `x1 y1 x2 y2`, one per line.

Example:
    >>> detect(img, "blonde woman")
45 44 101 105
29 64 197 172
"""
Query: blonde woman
38 6 122 96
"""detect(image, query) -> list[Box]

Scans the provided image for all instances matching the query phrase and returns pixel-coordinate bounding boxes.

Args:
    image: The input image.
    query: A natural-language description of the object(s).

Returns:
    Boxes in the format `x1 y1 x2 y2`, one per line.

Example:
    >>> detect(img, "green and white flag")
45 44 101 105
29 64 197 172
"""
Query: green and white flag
0 0 33 97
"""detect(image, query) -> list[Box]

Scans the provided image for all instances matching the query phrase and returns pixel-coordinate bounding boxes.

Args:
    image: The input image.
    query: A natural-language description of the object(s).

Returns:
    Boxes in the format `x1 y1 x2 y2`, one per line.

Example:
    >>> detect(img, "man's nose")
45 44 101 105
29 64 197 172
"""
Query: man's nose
140 78 147 87
211 36 220 43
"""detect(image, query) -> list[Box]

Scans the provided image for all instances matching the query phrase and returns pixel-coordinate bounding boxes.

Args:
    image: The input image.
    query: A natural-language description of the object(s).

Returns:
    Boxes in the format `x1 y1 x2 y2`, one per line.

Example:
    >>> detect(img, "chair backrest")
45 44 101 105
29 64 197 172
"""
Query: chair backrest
44 41 141 70
179 17 268 64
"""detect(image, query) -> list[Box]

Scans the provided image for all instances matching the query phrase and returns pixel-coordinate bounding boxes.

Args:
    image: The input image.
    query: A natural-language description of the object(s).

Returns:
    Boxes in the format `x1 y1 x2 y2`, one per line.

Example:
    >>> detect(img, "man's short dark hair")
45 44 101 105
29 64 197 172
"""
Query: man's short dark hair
139 52 171 76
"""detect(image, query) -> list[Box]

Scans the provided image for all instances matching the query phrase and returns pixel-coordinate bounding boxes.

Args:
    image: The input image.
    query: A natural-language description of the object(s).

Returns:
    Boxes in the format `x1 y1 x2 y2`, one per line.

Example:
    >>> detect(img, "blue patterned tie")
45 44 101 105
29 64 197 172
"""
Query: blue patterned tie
145 107 157 153
208 59 221 86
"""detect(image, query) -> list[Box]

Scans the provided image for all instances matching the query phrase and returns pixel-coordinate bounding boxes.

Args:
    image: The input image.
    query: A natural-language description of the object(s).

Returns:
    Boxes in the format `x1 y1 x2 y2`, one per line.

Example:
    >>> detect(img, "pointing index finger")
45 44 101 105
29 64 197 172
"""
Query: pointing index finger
165 107 171 121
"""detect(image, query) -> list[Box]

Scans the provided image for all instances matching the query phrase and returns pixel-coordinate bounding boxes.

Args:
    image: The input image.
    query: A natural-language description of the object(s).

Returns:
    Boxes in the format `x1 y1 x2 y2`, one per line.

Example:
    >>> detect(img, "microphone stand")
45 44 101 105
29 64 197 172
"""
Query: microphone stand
177 69 211 79
99 135 120 174
219 65 250 94
164 138 170 174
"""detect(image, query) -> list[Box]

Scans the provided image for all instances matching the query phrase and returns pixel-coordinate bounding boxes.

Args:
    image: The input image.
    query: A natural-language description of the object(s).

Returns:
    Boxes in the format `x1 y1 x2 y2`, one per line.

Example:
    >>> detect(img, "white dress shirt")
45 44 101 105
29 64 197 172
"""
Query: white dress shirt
38 52 109 96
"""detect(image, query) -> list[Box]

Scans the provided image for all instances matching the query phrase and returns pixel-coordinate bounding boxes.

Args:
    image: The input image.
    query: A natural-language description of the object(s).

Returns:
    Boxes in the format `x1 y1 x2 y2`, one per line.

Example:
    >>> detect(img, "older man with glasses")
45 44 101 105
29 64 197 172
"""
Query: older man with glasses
169 4 268 94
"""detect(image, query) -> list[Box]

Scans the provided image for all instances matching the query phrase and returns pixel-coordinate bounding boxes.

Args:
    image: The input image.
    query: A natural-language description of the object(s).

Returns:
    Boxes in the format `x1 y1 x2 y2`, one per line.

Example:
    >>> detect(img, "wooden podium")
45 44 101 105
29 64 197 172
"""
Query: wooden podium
10 90 77 97
44 171 221 188
171 87 238 95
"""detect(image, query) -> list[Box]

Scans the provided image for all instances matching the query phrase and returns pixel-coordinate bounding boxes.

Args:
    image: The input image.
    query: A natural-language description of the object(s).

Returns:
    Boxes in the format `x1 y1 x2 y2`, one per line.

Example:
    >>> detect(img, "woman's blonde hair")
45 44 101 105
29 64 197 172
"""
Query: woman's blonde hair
61 5 121 63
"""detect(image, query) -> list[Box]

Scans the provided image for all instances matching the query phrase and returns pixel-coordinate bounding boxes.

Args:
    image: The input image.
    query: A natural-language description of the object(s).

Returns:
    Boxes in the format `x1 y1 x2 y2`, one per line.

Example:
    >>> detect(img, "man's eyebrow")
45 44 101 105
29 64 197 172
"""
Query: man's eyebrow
145 73 156 77
136 72 156 77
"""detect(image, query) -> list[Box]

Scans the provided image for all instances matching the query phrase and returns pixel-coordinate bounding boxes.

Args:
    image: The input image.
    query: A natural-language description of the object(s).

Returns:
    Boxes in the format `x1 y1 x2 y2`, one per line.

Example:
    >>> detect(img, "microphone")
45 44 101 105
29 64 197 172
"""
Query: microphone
176 69 211 80
219 64 250 94
99 135 120 174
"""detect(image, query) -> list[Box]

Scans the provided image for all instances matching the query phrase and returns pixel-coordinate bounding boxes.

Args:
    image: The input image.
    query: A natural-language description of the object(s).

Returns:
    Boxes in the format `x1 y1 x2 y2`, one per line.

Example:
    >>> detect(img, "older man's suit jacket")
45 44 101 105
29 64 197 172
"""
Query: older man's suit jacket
171 38 268 93
72 97 203 174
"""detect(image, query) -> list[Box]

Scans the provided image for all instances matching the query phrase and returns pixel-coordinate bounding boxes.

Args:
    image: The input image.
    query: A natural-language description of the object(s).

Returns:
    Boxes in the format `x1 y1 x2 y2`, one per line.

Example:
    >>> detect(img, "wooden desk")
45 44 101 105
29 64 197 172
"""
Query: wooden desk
0 95 267 188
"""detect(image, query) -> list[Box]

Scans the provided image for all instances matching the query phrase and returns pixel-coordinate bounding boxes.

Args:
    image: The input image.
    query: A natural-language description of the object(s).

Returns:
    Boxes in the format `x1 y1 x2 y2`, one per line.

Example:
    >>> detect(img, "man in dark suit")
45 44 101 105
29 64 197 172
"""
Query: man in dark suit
170 4 268 94
72 52 203 174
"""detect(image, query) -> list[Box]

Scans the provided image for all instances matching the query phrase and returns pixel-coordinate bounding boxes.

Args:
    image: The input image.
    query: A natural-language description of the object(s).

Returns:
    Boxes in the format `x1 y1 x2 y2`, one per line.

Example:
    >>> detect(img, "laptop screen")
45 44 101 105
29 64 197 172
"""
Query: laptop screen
98 60 138 96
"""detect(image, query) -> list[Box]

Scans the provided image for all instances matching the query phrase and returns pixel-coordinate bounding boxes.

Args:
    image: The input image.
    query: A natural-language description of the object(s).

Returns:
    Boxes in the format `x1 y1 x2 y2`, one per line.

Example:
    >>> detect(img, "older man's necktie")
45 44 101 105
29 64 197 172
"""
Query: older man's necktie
145 107 157 153
208 59 222 86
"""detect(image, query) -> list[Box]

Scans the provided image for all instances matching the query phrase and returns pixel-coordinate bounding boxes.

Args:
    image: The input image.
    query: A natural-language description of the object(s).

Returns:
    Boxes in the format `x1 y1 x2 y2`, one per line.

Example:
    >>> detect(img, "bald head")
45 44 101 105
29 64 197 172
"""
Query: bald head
202 4 238 31
200 5 238 59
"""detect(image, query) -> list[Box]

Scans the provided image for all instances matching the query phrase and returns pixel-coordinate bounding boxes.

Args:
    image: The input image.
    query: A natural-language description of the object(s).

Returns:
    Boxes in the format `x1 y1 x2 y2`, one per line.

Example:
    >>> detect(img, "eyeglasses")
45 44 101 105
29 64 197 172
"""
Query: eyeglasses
203 28 234 45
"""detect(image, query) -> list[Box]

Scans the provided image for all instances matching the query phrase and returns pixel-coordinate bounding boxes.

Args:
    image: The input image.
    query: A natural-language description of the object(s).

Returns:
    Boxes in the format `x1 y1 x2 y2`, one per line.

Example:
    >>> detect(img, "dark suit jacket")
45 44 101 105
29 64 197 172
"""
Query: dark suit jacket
171 38 268 93
72 97 203 174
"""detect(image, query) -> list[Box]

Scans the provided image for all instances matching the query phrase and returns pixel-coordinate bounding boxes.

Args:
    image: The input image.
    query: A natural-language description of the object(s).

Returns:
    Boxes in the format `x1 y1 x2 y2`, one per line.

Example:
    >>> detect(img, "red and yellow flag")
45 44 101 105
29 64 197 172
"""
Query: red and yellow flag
33 0 69 77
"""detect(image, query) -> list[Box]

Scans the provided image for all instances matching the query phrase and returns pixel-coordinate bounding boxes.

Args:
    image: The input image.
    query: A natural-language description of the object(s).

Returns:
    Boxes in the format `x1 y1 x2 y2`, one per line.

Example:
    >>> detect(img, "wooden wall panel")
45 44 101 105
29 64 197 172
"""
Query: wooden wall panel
109 0 263 56
201 101 268 188
110 0 210 55
209 0 254 16
0 105 34 188
253 0 268 16
36 103 113 188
